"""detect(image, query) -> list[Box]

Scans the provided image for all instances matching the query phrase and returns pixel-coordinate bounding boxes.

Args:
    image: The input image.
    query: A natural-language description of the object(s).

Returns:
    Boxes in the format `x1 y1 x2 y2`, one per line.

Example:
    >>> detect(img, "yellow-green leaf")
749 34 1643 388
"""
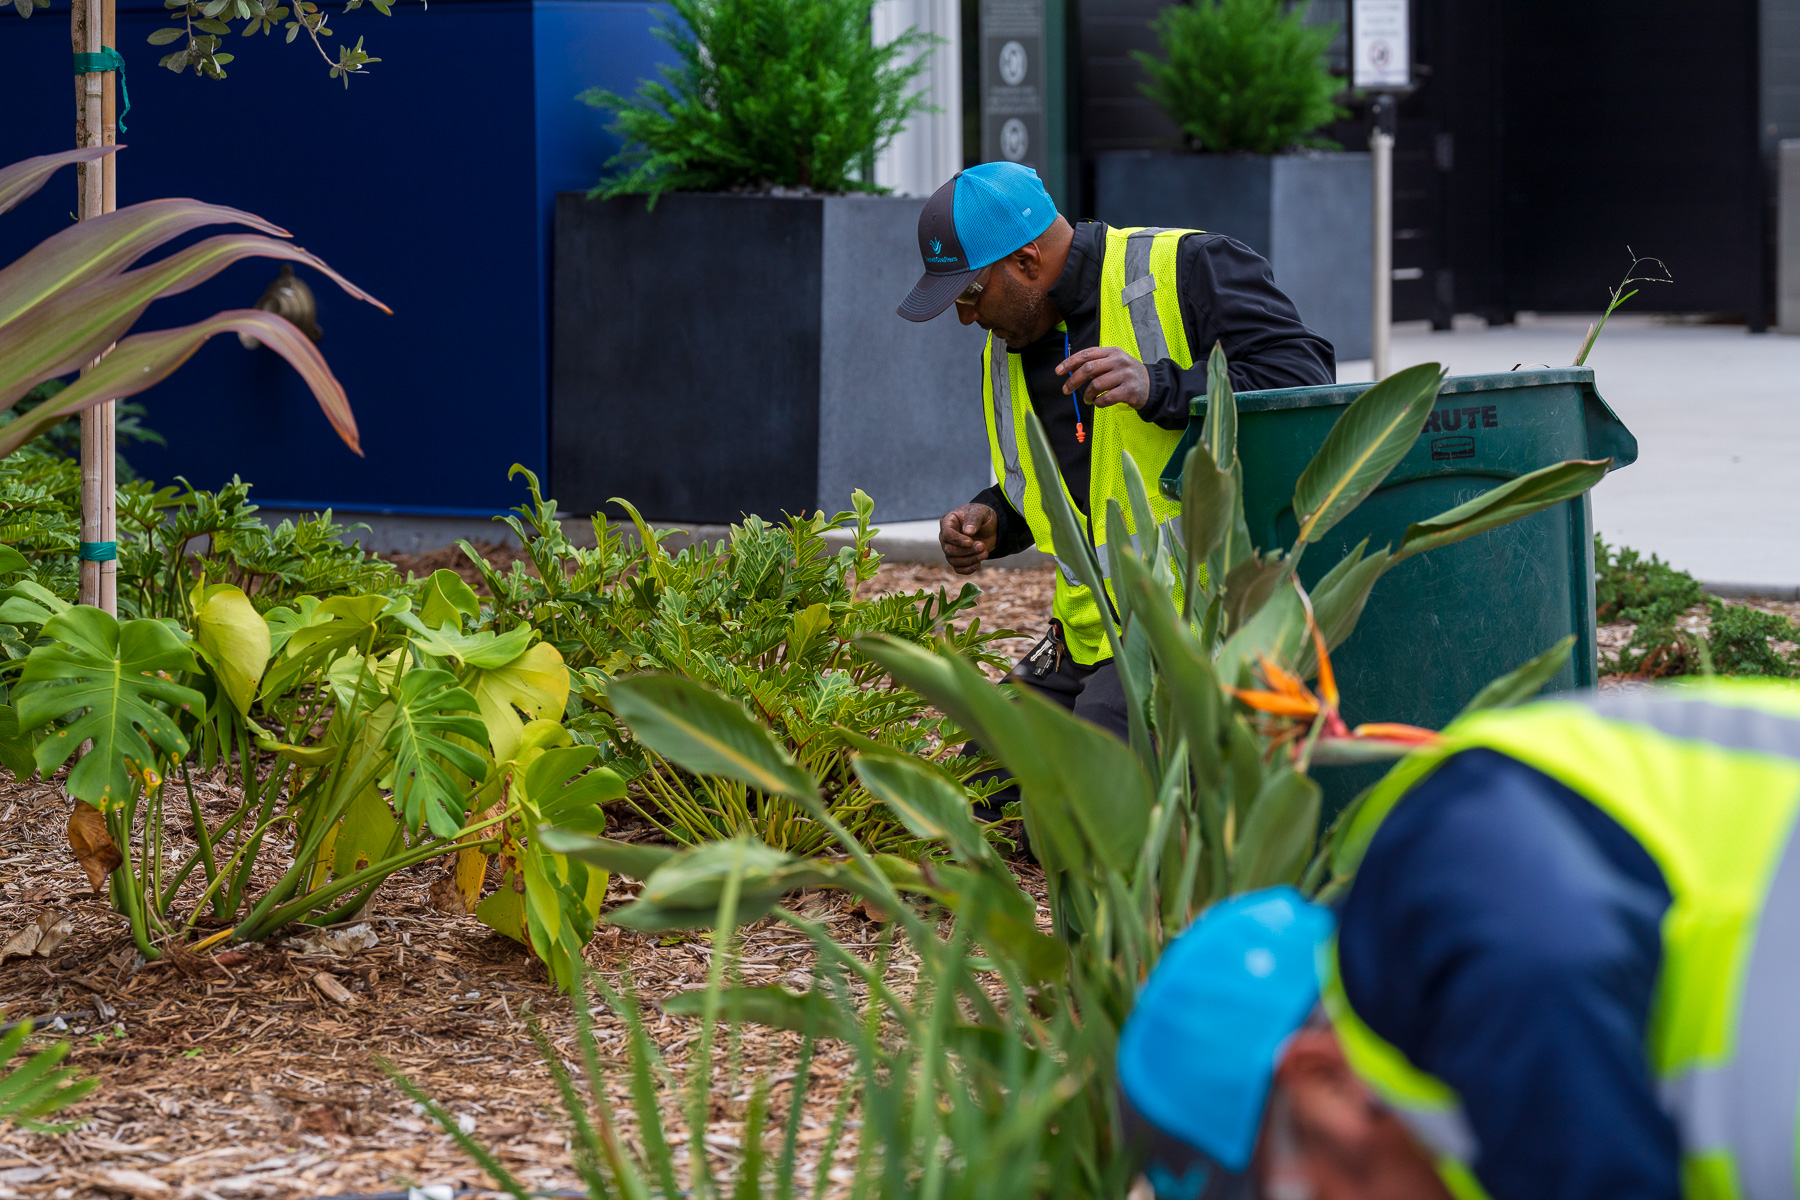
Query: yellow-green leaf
466 641 569 763
189 582 270 717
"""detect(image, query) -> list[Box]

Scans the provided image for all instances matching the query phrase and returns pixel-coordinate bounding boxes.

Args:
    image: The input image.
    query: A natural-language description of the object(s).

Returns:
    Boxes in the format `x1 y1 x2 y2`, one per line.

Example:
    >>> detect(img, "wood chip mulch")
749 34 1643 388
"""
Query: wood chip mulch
0 768 998 1200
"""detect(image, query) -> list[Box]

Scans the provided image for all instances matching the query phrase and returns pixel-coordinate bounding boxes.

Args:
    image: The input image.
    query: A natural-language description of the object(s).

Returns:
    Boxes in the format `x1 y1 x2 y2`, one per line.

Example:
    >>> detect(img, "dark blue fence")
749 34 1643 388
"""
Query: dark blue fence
0 0 674 515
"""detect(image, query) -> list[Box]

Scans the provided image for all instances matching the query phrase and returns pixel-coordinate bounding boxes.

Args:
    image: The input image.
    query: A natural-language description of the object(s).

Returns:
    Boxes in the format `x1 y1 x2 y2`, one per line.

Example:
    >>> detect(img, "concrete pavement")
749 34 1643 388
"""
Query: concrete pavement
1339 315 1800 593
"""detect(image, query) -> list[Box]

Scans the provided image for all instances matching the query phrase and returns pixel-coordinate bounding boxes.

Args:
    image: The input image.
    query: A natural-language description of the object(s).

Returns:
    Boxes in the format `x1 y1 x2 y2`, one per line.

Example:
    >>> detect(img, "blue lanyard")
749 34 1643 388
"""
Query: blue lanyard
1064 331 1087 444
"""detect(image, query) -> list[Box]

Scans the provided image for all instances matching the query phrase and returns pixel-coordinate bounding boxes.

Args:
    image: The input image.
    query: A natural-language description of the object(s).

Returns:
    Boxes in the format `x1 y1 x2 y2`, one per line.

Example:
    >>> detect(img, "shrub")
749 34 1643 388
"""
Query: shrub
457 470 1008 855
1136 0 1345 154
581 0 934 202
1705 600 1800 678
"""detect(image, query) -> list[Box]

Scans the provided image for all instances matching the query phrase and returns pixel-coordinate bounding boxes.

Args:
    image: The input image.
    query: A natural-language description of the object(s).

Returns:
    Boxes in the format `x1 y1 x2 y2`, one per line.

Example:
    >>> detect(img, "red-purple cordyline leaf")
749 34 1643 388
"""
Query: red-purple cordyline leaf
0 145 117 217
0 310 360 459
0 199 291 328
0 233 389 411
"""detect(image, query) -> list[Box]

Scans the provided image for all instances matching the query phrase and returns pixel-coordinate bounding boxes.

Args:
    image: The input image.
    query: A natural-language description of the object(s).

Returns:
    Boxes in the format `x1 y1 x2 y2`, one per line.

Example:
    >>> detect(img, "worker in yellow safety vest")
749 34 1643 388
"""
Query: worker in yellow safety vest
896 163 1332 805
1118 681 1800 1200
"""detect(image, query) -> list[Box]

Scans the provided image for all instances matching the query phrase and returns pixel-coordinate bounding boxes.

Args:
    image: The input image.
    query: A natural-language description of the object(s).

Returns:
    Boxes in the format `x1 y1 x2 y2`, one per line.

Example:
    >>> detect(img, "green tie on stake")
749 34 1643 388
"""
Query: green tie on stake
72 47 130 132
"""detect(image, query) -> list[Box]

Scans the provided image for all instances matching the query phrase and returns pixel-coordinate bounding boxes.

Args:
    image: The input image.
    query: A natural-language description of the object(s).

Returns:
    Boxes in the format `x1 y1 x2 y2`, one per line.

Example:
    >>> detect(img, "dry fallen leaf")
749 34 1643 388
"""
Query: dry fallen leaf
311 971 356 1006
91 1167 171 1197
34 910 74 958
67 801 122 893
1 909 74 963
284 922 378 957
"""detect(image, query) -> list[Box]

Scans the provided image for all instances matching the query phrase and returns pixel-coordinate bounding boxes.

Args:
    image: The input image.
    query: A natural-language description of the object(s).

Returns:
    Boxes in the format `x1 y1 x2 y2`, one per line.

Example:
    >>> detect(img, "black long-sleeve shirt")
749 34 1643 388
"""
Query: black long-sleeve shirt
972 221 1335 559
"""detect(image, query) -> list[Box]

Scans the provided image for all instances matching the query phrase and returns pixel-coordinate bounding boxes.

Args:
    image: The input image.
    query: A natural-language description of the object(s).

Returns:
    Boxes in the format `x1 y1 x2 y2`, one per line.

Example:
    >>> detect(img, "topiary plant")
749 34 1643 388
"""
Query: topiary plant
581 0 934 203
1136 0 1346 155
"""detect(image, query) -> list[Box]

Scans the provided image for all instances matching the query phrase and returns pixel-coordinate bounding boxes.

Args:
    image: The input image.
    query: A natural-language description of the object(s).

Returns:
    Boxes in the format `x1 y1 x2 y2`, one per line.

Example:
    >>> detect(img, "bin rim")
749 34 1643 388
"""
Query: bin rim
1200 366 1598 414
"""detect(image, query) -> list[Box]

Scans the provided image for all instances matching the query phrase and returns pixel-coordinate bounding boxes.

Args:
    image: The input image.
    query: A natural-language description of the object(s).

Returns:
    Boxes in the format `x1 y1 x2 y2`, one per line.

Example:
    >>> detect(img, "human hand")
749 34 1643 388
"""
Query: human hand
939 503 998 574
1057 346 1151 410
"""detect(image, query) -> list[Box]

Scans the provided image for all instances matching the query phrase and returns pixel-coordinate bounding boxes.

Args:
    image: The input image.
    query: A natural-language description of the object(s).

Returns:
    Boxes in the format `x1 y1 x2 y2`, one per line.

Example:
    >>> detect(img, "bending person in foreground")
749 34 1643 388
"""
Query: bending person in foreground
1121 681 1800 1200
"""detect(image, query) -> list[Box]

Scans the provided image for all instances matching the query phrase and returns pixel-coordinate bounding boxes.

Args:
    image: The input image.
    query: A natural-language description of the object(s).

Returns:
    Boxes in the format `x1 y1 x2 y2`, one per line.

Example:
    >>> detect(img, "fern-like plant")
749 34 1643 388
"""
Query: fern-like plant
581 0 934 202
1136 0 1346 155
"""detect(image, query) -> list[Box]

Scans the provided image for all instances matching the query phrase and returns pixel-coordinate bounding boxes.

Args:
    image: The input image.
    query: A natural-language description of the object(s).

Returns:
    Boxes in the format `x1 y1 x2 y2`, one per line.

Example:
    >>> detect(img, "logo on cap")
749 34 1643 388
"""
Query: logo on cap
924 234 961 266
930 237 942 255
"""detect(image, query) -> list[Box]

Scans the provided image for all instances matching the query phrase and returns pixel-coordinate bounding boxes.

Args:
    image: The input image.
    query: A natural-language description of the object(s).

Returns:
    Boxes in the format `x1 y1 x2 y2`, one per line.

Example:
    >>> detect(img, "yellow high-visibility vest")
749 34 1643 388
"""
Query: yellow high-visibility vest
1325 681 1800 1200
980 225 1193 665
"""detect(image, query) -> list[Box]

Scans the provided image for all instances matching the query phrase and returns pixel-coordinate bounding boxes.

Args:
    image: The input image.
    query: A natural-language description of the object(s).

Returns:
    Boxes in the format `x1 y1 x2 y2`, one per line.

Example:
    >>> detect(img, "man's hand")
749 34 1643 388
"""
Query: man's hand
940 503 998 575
1058 346 1151 411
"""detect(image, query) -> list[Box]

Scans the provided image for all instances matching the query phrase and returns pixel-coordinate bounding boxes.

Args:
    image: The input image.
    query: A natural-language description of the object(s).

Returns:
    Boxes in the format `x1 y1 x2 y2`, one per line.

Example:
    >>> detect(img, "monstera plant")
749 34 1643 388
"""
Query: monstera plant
0 144 383 459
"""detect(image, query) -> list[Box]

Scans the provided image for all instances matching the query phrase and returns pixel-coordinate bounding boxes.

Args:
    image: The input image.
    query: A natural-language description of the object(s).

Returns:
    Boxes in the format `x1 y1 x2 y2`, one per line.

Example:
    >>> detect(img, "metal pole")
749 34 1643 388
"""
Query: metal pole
1370 108 1394 382
74 0 117 614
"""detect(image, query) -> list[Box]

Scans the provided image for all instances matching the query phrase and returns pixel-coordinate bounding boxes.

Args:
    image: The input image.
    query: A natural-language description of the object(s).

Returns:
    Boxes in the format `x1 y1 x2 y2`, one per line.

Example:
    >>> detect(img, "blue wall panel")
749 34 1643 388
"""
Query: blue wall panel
0 0 672 515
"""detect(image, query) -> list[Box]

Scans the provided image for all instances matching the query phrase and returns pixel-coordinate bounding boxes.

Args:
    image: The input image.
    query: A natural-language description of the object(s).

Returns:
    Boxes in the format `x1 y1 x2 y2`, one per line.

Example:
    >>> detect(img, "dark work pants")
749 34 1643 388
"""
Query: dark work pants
965 621 1128 821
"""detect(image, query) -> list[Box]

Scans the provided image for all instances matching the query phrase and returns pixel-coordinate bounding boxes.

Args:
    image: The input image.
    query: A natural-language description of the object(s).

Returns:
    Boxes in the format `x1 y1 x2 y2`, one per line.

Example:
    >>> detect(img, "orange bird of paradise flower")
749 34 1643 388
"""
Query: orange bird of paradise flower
1225 586 1440 761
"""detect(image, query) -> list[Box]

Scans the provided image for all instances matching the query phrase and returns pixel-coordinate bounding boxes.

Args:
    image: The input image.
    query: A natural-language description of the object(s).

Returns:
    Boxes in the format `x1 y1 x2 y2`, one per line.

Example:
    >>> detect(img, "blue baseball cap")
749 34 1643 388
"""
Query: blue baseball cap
1117 887 1336 1200
896 162 1059 321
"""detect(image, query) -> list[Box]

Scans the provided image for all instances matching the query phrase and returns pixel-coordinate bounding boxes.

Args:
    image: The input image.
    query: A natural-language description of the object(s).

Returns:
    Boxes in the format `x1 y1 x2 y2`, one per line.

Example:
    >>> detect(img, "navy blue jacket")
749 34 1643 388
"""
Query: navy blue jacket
1337 748 1681 1200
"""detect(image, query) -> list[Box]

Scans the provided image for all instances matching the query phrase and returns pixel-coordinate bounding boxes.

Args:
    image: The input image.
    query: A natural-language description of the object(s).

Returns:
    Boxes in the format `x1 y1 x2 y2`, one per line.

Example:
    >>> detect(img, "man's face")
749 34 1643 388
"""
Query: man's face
1259 1029 1452 1200
955 254 1057 349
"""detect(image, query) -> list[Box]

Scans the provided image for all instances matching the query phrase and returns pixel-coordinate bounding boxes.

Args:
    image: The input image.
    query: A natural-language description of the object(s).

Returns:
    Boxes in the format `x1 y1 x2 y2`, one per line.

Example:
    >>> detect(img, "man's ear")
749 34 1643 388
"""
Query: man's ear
1009 240 1045 282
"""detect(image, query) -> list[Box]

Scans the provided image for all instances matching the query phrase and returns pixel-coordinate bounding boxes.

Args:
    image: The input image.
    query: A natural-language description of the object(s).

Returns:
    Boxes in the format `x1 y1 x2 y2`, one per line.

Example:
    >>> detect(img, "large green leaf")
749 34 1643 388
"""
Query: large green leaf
282 594 397 663
1291 363 1445 545
524 743 625 829
17 606 204 808
606 674 815 802
852 753 991 864
418 568 481 631
189 582 270 718
1393 459 1611 563
1201 342 1237 474
1177 440 1235 580
1013 686 1156 877
397 611 535 670
1115 550 1223 788
466 641 569 763
1023 412 1119 651
1233 768 1320 890
382 667 489 837
0 704 38 780
0 310 363 458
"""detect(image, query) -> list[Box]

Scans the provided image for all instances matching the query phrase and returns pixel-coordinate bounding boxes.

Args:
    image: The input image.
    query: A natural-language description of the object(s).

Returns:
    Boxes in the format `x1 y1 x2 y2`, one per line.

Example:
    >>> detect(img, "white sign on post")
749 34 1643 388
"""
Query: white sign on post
1352 0 1410 90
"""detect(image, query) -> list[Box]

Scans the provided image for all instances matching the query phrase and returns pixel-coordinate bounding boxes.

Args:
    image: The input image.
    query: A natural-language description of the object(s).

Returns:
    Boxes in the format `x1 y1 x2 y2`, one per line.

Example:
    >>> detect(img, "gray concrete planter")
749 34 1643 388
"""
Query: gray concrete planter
552 192 987 524
1094 150 1373 361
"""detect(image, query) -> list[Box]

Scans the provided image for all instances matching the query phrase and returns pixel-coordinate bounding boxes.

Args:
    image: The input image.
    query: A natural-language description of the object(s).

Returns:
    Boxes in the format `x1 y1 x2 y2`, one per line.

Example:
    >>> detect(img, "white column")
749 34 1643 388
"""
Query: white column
872 0 963 198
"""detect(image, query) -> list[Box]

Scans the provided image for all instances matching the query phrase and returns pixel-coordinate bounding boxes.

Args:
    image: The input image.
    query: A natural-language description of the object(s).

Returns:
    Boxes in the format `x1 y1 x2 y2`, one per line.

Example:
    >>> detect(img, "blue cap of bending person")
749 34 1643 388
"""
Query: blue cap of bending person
1117 887 1336 1200
896 162 1059 321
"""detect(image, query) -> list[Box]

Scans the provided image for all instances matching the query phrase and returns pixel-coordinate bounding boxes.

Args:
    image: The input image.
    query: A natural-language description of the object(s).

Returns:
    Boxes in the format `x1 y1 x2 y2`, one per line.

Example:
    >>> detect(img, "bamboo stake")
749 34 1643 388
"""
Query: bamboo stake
74 0 117 614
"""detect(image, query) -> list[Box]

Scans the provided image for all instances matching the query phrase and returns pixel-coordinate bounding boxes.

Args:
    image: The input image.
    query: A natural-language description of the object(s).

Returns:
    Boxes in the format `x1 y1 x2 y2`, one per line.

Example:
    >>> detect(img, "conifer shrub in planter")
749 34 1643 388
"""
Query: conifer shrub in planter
552 0 987 524
1094 0 1372 358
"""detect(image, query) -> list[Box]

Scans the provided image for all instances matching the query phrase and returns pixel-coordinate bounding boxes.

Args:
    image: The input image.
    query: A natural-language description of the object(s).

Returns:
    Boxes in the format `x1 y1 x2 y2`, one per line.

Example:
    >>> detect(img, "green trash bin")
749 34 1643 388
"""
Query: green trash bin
1161 367 1637 813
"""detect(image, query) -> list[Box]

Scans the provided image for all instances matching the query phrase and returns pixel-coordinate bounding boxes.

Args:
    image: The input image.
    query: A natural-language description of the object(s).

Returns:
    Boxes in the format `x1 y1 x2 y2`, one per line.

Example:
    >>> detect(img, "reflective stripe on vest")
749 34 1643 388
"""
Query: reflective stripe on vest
981 226 1194 665
1331 683 1800 1200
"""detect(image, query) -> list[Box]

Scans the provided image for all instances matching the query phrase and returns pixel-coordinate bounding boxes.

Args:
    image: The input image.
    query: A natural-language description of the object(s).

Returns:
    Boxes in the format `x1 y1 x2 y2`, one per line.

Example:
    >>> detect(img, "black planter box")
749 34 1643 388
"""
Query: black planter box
552 192 988 524
1094 151 1373 361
